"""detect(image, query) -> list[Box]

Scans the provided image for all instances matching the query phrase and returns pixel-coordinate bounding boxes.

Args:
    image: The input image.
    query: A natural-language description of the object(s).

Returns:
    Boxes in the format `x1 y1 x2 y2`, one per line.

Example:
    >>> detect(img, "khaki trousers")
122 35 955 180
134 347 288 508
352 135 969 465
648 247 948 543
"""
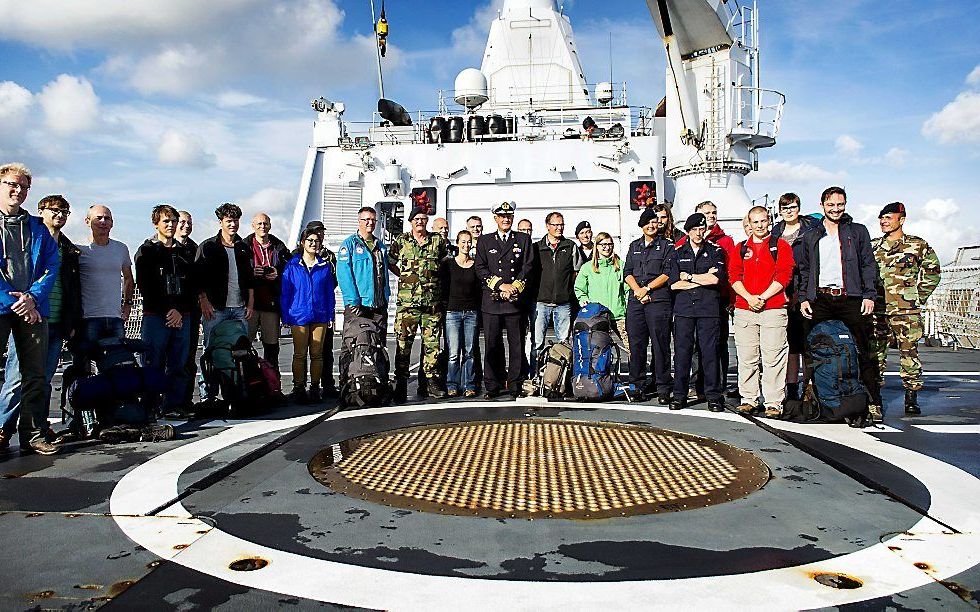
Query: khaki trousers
249 309 281 345
733 308 788 407
291 323 327 389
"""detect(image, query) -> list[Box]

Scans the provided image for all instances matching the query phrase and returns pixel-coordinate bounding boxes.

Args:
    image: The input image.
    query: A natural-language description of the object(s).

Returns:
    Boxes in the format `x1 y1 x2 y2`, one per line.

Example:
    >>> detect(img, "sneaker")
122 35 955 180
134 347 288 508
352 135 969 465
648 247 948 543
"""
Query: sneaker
24 437 60 455
0 431 10 451
447 389 460 398
868 404 883 424
463 390 477 398
429 387 447 399
763 405 783 419
735 403 760 415
140 424 175 442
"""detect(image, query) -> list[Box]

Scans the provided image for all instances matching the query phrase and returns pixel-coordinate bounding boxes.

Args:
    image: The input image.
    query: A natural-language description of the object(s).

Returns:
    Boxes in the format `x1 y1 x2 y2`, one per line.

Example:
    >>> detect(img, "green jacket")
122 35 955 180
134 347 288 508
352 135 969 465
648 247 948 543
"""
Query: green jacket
872 233 941 316
574 257 627 320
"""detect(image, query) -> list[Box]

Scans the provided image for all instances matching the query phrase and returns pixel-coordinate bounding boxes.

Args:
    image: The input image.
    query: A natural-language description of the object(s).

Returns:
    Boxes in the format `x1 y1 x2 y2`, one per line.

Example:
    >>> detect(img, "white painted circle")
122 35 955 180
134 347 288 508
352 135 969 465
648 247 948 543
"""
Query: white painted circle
110 403 980 610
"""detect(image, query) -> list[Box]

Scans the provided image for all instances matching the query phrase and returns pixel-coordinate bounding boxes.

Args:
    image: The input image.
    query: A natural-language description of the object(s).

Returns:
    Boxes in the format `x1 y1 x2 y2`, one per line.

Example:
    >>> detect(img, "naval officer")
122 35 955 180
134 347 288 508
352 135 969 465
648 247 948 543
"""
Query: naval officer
623 207 674 403
474 202 534 399
666 213 728 412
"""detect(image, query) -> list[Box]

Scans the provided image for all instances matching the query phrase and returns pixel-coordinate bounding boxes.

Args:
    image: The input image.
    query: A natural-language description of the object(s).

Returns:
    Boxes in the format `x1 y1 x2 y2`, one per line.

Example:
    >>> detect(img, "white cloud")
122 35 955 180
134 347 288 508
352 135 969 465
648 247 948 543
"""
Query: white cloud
215 91 267 109
884 147 908 167
36 74 101 135
0 81 34 124
450 1 504 58
157 130 216 168
240 188 295 227
755 160 844 183
922 91 980 144
852 197 974 263
834 134 864 157
967 64 980 87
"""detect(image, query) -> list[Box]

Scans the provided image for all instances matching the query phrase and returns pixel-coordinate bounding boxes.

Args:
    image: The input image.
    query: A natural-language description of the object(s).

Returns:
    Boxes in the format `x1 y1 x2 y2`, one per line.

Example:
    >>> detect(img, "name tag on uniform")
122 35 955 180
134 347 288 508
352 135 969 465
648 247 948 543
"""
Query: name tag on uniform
679 258 692 263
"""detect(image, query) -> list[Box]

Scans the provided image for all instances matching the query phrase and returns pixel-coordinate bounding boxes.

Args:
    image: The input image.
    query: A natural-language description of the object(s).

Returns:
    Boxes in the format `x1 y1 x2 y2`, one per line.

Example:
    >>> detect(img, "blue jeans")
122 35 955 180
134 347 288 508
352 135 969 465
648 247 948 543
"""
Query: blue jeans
141 314 191 410
0 327 62 437
445 310 477 392
84 317 125 344
530 303 572 374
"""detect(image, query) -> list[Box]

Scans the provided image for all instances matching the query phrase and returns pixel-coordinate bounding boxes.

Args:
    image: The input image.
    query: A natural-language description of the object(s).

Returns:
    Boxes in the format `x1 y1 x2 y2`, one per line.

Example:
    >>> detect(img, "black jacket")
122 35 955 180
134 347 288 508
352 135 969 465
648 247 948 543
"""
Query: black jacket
623 235 674 305
475 231 534 315
796 214 878 303
195 233 254 309
772 214 820 300
244 233 290 312
53 233 83 336
531 236 581 305
666 241 728 317
135 237 197 315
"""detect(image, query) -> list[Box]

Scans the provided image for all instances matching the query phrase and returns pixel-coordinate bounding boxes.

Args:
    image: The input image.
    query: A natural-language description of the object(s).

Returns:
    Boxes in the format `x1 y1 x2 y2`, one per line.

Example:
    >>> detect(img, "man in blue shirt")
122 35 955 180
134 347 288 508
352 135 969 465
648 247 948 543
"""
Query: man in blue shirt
666 213 727 412
336 206 390 339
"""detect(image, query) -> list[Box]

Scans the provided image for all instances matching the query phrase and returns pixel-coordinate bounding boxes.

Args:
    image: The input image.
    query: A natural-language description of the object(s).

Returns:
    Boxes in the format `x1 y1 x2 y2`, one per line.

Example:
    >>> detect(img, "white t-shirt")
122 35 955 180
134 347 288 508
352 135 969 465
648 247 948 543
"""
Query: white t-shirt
225 246 243 308
78 239 132 319
818 231 843 288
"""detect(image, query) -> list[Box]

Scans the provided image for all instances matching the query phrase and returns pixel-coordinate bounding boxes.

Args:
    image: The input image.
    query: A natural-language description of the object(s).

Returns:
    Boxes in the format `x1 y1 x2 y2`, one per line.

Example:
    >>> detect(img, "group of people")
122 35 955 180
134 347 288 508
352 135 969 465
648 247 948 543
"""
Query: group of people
0 158 941 456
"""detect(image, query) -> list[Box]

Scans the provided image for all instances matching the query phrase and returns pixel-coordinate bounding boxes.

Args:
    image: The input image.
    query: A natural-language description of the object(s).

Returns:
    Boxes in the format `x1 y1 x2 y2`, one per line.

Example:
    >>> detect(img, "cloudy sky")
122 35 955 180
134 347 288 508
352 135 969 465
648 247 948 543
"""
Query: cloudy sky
1 0 977 261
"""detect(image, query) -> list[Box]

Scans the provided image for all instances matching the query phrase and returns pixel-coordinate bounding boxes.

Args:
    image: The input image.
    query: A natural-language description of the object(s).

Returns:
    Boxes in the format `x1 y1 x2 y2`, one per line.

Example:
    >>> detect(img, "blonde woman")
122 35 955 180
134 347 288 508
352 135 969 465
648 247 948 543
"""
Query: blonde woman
573 232 629 353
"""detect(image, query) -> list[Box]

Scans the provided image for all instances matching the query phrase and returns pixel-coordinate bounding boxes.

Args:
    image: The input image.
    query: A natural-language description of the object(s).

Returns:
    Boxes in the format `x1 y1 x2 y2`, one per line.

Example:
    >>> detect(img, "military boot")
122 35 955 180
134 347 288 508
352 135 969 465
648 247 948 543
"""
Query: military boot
868 404 883 424
904 389 921 415
393 379 408 405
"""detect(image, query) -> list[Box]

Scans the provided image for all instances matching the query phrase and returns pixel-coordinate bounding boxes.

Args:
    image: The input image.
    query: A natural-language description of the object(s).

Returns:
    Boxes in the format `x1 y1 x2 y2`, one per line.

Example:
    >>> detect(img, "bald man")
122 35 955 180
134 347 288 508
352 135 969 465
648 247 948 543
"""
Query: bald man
78 204 134 346
244 213 290 371
432 218 456 257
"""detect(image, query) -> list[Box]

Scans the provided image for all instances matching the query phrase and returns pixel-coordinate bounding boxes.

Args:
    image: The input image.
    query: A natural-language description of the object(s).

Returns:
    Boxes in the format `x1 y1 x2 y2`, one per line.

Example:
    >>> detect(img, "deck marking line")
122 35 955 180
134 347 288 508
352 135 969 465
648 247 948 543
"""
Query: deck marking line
912 425 980 434
111 403 980 610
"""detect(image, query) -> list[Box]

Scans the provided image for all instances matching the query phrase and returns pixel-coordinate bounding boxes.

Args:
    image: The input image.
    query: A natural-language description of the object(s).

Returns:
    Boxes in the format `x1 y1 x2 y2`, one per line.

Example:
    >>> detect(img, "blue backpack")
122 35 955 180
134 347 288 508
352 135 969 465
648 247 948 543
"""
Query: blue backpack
805 320 868 422
571 303 617 400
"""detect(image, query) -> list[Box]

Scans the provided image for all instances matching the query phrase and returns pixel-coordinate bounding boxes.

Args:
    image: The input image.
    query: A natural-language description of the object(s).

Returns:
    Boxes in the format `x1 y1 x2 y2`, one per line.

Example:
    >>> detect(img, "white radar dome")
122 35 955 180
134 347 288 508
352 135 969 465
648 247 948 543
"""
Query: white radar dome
454 68 489 110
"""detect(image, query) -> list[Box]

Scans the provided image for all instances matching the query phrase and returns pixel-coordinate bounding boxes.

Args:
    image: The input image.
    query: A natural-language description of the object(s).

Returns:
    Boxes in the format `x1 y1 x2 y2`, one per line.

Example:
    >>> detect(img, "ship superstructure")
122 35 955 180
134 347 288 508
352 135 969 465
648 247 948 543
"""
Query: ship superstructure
289 0 784 250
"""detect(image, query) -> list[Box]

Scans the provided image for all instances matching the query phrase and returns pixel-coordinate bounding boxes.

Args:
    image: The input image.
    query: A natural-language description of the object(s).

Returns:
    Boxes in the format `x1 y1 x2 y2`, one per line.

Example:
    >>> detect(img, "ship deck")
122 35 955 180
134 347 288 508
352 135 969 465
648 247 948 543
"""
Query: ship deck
1 344 978 610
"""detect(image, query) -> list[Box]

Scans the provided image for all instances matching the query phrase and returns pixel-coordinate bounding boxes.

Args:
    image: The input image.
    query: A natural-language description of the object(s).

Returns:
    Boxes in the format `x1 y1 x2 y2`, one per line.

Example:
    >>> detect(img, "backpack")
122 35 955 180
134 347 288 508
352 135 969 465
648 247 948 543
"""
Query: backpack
339 314 391 408
571 303 618 400
200 321 276 416
803 320 869 423
538 340 573 399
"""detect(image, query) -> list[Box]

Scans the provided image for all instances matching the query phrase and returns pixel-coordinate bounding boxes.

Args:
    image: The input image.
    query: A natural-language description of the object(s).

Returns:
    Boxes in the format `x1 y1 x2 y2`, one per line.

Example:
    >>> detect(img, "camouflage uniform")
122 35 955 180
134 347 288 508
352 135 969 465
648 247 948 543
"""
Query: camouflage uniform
388 231 447 382
871 234 941 390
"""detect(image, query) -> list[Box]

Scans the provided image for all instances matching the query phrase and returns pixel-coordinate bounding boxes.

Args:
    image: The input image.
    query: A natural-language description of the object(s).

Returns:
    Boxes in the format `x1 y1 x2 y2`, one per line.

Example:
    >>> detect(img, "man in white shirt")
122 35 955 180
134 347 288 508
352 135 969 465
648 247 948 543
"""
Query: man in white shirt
77 205 135 344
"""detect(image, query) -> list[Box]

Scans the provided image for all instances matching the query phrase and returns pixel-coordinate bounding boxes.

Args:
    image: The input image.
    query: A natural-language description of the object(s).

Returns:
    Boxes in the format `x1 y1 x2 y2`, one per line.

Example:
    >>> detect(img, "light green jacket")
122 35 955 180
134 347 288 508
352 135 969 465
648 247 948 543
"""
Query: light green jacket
574 257 628 320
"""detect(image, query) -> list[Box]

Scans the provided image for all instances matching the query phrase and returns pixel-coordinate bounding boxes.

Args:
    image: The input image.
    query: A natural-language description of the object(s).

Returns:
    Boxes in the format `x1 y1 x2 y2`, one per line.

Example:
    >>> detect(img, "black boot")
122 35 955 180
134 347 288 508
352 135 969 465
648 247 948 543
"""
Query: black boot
393 379 408 405
416 376 429 399
785 383 799 401
262 343 280 372
905 389 920 415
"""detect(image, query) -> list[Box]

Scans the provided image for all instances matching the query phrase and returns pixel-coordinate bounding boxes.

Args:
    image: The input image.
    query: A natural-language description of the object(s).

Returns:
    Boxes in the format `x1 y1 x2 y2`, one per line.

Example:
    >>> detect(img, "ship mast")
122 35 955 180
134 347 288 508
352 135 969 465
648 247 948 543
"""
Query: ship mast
369 0 385 99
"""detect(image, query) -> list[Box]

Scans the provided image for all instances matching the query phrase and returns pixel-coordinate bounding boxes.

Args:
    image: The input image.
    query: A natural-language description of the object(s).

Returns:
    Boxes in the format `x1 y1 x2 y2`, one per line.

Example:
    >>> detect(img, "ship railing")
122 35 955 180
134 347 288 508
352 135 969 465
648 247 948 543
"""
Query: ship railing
924 265 980 349
731 86 785 142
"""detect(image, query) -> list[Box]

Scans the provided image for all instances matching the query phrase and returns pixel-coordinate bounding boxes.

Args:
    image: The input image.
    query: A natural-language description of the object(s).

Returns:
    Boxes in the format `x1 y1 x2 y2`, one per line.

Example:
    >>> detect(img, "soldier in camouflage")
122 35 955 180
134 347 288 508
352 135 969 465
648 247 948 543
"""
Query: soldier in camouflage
871 202 941 415
388 206 448 403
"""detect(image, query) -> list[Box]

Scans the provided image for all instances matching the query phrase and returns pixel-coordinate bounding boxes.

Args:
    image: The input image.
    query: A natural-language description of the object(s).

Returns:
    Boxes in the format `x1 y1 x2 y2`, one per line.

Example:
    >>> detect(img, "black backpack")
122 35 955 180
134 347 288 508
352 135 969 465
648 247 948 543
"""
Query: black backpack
738 235 780 260
339 314 391 407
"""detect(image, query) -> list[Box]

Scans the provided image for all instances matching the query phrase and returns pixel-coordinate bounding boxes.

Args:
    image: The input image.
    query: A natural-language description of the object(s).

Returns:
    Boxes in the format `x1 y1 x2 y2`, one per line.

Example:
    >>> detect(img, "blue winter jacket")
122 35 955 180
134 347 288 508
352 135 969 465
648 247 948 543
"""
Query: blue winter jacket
0 213 59 317
336 233 390 309
280 255 336 326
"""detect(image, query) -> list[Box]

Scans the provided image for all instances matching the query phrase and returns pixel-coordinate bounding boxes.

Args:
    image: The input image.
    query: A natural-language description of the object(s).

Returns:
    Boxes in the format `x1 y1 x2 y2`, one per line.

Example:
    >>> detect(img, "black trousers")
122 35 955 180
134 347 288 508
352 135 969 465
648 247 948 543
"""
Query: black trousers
626 300 672 395
182 311 201 405
693 308 731 395
483 311 523 393
673 316 722 402
803 295 881 404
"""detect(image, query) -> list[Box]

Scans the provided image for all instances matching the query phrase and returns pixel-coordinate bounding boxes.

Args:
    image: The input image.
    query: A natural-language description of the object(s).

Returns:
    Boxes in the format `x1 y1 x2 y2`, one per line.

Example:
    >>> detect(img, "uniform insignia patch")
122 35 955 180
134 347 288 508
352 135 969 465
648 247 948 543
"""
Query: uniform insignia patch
490 249 498 254
355 247 364 254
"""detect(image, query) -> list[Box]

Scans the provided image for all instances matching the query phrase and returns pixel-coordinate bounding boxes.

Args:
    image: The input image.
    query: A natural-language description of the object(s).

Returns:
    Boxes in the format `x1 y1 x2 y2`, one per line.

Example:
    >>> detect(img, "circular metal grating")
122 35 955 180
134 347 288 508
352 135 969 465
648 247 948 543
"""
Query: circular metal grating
309 419 770 519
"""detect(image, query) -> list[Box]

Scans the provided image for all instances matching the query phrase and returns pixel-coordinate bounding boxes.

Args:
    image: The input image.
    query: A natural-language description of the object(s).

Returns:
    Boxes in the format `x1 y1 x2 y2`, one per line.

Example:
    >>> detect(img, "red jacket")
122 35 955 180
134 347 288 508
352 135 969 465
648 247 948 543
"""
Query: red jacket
729 235 795 310
676 224 737 304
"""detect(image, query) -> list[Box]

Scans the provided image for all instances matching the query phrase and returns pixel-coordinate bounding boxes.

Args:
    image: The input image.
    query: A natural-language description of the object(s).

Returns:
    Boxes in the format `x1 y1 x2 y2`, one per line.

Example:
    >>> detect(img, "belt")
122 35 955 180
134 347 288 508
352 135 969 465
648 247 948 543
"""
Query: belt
817 287 845 297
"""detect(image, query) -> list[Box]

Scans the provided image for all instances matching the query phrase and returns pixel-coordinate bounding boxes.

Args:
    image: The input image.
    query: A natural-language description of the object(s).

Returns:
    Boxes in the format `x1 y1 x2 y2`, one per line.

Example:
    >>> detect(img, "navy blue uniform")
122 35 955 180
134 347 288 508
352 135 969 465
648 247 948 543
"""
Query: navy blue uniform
475 231 534 394
666 241 728 403
623 235 674 395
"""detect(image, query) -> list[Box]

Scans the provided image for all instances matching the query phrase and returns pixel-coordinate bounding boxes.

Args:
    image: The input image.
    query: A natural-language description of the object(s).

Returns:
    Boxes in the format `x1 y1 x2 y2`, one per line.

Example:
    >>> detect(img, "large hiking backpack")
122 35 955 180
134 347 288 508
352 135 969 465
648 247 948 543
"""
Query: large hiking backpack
339 313 391 407
68 337 168 431
200 320 278 416
538 340 573 399
801 320 868 423
571 303 618 400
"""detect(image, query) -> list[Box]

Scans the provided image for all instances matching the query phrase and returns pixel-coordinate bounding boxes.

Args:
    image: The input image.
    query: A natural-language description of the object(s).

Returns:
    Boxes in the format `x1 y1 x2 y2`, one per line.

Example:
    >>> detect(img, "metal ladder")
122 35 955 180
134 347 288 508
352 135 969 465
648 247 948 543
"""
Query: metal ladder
704 58 728 185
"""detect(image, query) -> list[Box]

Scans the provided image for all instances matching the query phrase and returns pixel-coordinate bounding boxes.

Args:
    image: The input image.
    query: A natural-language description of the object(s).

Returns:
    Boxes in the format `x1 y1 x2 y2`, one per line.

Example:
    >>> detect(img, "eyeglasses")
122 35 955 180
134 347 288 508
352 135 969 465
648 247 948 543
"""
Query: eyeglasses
548 222 565 227
1 180 30 192
43 208 70 217
779 205 800 211
359 218 377 224
598 242 614 247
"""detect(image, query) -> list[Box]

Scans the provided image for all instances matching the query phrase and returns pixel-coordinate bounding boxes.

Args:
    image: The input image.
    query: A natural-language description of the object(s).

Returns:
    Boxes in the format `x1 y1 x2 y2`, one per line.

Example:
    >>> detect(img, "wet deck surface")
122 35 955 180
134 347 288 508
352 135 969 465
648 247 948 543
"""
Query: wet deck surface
1 345 978 610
